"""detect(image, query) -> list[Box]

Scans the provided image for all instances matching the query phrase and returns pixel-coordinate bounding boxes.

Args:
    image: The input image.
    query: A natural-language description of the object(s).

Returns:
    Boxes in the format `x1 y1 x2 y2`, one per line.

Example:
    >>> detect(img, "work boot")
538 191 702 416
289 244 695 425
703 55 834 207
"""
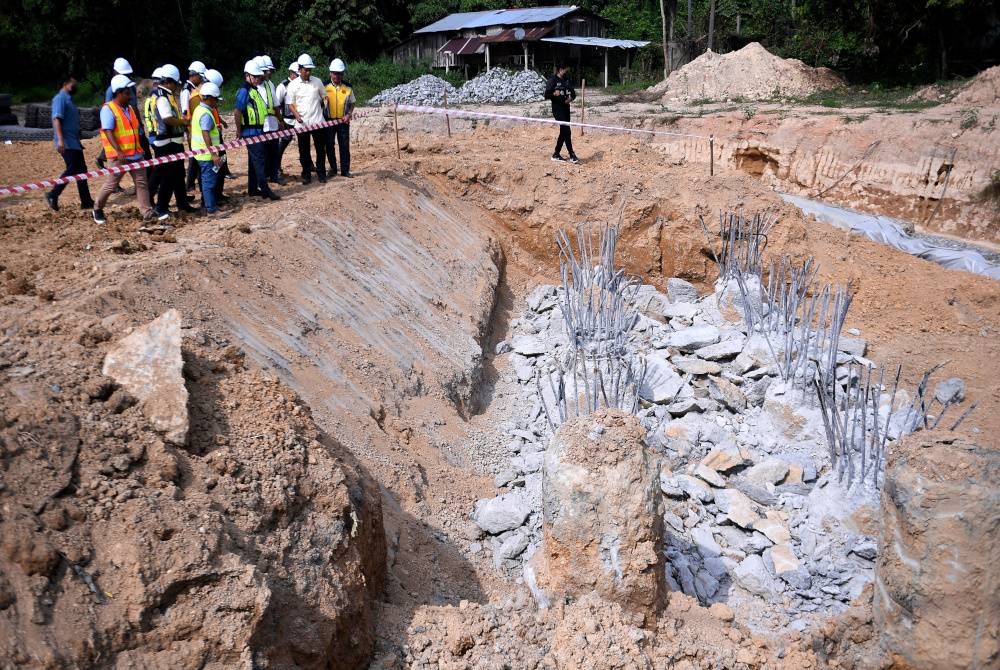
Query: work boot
44 192 58 211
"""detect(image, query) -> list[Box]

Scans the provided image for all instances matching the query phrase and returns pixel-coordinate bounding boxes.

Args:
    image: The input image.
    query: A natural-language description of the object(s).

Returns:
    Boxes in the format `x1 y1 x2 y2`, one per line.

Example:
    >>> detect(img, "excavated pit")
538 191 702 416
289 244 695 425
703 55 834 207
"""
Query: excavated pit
1 110 998 668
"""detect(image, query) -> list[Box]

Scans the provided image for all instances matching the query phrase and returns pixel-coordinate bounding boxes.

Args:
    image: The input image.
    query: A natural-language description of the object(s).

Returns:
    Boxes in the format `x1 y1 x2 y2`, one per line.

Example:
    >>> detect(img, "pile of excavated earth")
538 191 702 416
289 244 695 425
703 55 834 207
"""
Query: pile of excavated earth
648 42 845 102
1 71 999 670
368 68 546 106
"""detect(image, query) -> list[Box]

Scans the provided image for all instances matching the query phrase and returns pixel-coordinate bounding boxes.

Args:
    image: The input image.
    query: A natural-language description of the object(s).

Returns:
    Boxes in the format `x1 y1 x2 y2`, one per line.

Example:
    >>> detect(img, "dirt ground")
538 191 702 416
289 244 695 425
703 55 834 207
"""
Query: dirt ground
1 97 997 668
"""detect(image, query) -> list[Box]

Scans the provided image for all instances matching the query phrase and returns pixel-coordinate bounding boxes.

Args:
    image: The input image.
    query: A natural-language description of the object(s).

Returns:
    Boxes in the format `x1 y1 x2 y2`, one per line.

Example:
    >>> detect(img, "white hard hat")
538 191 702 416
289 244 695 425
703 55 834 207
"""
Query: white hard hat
113 57 133 75
151 66 163 80
188 60 207 76
199 82 221 99
244 59 264 76
110 74 132 94
160 64 181 83
288 62 298 72
205 69 224 87
329 58 346 73
261 55 275 70
297 54 315 69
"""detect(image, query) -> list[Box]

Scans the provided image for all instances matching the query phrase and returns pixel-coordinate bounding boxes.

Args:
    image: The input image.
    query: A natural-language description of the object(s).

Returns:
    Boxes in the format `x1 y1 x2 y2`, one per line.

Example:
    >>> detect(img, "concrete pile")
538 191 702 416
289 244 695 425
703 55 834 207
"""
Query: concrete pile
368 74 458 106
473 275 935 633
453 68 547 104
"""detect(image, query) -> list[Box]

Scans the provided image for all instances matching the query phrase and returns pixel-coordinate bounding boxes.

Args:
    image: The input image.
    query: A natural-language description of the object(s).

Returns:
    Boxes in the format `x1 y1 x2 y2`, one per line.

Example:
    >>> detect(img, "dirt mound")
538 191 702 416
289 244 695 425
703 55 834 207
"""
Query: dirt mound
658 42 845 102
951 64 1000 107
0 308 385 668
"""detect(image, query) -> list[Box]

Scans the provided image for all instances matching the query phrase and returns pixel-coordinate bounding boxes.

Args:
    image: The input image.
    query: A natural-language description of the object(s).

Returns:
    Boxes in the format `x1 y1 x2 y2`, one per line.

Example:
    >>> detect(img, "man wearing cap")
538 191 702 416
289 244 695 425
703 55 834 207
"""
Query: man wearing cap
274 63 298 174
325 58 355 178
235 59 280 200
93 75 165 226
191 82 226 216
286 54 328 184
182 61 207 193
151 64 196 216
45 75 95 212
256 55 284 185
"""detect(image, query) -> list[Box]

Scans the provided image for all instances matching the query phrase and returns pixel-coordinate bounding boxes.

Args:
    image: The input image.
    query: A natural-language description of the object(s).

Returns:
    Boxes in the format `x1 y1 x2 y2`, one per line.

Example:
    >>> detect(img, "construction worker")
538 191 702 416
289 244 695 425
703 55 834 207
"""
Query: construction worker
544 63 580 164
256 55 284 184
182 60 207 193
274 63 299 172
191 82 226 216
205 68 231 200
143 67 163 207
325 58 355 178
93 75 166 226
45 75 95 212
98 58 140 170
287 54 328 184
151 64 196 216
235 59 280 200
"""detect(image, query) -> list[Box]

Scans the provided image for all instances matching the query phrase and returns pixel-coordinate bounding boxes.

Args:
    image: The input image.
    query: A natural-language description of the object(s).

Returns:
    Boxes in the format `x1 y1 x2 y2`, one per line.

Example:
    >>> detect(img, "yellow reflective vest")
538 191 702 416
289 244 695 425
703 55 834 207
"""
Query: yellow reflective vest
190 103 220 162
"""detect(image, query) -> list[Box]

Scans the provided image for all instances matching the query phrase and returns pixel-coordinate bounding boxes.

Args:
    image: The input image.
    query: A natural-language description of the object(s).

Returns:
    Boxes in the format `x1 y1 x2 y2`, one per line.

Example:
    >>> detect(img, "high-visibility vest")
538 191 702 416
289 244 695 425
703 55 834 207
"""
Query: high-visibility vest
143 95 158 138
241 83 268 128
190 104 220 162
153 88 185 139
325 83 354 120
100 101 141 160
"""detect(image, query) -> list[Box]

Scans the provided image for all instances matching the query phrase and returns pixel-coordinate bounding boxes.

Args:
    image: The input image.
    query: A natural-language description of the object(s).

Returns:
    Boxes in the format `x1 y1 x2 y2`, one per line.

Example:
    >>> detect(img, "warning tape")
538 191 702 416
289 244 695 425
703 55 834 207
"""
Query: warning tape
394 103 713 140
0 111 372 199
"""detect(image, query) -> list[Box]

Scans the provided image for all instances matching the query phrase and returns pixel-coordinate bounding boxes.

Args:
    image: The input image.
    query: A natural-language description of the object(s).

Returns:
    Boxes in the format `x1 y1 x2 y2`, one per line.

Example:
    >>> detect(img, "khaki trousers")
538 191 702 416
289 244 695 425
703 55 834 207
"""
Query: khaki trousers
95 157 153 217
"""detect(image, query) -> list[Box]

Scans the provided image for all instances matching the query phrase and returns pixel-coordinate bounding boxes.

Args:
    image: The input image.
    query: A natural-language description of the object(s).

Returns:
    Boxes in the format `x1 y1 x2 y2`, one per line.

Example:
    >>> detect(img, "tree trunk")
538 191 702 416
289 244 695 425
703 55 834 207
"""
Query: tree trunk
937 26 948 79
687 0 693 58
707 0 716 52
660 0 669 79
668 4 676 73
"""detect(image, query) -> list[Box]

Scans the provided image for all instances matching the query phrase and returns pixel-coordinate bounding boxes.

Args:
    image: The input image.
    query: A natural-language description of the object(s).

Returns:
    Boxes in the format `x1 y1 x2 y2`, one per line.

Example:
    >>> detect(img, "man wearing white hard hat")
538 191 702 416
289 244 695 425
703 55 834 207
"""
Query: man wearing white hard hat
325 58 355 178
286 53 329 184
191 82 226 216
182 60 208 193
274 63 299 172
93 74 164 227
204 69 233 193
151 64 197 217
256 55 284 185
235 59 280 200
99 57 140 171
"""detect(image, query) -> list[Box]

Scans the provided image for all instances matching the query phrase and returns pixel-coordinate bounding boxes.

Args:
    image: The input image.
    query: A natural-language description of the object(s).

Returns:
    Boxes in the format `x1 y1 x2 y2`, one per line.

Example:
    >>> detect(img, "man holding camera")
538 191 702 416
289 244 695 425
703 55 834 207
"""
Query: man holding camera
544 63 580 164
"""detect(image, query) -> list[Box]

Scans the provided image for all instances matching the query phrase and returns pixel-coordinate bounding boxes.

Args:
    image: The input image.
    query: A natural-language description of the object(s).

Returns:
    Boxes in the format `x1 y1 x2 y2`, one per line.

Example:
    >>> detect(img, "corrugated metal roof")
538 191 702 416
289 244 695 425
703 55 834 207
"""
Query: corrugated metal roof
541 36 650 48
481 26 554 43
415 6 580 34
438 37 487 56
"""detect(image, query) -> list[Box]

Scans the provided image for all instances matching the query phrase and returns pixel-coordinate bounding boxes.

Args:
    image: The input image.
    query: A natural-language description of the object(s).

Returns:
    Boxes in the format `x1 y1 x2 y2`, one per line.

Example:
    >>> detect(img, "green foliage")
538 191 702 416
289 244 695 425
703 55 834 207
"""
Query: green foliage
960 109 979 130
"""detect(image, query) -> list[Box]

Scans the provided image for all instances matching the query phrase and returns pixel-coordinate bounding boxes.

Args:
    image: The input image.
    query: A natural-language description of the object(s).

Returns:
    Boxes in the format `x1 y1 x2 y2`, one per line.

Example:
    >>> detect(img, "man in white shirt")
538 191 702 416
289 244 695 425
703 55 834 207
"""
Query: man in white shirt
181 60 207 193
286 54 329 184
274 63 298 175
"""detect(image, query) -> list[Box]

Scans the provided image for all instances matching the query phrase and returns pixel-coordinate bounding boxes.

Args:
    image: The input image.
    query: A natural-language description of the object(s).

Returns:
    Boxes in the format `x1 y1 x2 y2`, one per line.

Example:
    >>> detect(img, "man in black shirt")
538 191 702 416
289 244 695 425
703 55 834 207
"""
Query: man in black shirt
544 64 579 164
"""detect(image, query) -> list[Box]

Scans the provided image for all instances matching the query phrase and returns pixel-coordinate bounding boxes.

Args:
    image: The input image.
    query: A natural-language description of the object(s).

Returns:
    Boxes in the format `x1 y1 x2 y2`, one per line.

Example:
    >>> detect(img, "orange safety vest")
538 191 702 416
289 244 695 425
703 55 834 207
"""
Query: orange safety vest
100 101 141 160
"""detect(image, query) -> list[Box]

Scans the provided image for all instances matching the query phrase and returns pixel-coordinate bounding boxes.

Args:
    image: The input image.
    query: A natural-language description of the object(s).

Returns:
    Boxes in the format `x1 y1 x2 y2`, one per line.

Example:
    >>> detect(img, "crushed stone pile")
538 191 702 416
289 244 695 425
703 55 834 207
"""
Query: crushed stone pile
472 275 936 636
453 68 547 104
368 74 458 106
655 42 845 102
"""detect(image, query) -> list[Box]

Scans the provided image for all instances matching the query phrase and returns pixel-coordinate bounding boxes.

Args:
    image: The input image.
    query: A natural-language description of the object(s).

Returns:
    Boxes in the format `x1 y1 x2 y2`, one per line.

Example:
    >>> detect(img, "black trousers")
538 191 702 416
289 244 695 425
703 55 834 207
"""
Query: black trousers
50 148 93 207
265 137 280 181
553 105 574 157
185 156 200 190
325 124 351 176
154 142 190 211
297 128 327 179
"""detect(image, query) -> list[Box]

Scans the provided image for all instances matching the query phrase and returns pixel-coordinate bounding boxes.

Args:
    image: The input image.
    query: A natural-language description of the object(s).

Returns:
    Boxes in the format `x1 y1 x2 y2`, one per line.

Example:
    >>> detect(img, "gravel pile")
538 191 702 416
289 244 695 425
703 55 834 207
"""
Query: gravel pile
368 75 457 106
453 68 547 104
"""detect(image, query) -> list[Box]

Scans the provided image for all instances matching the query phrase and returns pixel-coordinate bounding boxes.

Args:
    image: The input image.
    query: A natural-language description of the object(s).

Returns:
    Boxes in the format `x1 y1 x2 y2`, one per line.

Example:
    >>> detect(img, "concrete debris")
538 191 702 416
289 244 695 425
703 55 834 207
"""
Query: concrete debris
472 491 532 535
933 376 966 405
369 74 458 106
656 325 721 351
666 277 700 303
734 554 784 598
454 68 547 104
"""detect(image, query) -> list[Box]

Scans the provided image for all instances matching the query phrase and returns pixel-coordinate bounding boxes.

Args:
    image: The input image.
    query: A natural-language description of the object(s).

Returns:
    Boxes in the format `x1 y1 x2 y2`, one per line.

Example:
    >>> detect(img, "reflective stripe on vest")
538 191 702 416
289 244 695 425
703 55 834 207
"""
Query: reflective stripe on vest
241 84 268 128
143 95 158 137
190 104 220 162
100 101 140 160
153 88 184 139
325 83 353 119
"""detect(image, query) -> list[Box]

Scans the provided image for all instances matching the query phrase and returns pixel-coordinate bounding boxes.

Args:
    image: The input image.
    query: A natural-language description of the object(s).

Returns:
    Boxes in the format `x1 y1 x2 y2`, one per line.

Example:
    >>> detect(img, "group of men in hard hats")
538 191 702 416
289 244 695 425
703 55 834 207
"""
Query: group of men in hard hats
46 53 355 228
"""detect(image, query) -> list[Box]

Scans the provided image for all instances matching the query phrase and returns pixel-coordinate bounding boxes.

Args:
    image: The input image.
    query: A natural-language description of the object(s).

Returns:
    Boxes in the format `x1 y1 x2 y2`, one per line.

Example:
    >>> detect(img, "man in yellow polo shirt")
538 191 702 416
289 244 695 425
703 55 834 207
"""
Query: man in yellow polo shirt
325 58 355 178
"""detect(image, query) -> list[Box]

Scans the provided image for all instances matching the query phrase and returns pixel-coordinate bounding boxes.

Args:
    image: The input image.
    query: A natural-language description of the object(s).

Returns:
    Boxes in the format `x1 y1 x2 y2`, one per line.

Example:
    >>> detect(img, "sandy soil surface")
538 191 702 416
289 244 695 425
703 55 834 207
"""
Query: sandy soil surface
1 96 997 667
